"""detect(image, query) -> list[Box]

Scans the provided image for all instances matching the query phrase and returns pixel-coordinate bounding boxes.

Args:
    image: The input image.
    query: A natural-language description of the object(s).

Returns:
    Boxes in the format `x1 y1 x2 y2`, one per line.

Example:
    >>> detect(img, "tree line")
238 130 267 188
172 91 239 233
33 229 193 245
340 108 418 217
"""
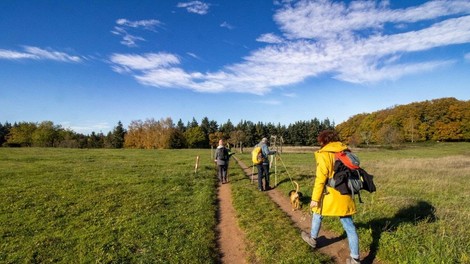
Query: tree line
0 117 334 149
336 97 470 145
1 97 468 149
0 121 126 149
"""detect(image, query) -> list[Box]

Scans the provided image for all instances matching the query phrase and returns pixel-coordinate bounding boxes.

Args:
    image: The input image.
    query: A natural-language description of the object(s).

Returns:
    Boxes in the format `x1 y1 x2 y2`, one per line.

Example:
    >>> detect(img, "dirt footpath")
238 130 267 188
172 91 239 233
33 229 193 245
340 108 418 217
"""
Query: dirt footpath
216 182 248 263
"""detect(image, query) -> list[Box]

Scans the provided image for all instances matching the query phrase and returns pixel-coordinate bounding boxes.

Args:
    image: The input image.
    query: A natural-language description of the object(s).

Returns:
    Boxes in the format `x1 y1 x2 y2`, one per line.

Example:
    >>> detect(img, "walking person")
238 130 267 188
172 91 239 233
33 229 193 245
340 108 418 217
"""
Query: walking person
214 139 229 184
257 137 276 191
301 130 361 264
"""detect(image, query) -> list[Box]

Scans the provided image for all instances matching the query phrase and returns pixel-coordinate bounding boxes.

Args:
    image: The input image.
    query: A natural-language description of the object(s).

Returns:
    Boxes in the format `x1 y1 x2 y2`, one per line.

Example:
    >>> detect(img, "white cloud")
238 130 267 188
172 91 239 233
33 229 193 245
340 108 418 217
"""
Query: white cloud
186 52 200 59
0 49 38 60
0 46 82 62
177 1 210 15
335 60 455 84
274 0 470 40
110 53 180 71
116 18 161 30
256 33 284 44
61 121 111 135
113 18 162 47
220 21 234 30
136 67 195 88
110 0 470 94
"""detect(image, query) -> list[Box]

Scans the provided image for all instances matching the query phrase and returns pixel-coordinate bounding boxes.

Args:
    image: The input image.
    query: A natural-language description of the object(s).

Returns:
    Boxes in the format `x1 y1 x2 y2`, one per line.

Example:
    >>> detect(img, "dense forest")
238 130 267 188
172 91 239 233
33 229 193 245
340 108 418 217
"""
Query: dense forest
1 97 468 149
336 97 470 145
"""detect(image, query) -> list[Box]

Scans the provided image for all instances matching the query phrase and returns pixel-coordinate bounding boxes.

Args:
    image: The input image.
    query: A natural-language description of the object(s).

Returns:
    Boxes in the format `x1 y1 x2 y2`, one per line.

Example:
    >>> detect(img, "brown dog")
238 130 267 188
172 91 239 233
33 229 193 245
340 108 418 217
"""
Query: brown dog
289 181 302 211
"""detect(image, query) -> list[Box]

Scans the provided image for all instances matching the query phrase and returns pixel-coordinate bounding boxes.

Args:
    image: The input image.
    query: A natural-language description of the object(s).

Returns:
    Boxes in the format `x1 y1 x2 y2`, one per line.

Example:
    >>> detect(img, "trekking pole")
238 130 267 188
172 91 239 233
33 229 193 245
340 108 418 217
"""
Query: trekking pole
275 153 278 187
251 162 255 183
274 143 278 187
226 159 229 183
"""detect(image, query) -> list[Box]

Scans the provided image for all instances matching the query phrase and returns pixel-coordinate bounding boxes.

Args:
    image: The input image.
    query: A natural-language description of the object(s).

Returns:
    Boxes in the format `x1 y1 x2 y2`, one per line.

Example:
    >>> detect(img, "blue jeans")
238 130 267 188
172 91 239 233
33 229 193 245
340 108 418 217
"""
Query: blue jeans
257 163 270 190
310 213 359 259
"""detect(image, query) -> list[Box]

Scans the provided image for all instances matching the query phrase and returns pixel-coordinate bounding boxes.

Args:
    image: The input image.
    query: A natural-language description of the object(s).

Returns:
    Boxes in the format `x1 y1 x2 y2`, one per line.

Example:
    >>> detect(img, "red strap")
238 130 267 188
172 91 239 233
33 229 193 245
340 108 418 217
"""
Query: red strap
335 151 360 170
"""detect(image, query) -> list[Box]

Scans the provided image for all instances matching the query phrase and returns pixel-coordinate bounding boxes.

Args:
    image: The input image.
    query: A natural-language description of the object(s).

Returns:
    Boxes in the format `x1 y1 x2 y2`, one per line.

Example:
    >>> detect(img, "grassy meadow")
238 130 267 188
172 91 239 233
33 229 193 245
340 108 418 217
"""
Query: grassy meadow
0 148 220 263
1 143 469 263
236 142 470 264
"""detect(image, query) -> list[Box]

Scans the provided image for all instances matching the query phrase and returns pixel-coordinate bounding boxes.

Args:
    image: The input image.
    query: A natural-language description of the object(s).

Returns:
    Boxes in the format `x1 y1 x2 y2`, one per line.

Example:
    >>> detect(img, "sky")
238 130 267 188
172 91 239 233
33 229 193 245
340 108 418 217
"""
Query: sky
1 0 469 135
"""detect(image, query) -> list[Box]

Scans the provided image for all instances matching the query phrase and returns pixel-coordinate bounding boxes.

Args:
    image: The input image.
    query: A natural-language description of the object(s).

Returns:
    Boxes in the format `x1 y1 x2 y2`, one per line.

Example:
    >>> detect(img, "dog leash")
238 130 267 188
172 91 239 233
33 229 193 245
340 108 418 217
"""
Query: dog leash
275 153 296 190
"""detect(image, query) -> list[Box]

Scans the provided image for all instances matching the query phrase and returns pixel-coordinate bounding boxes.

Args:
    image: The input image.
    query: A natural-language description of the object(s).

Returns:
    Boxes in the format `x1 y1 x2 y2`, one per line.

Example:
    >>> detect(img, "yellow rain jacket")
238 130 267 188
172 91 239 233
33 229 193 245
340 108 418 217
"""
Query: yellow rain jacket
311 142 356 216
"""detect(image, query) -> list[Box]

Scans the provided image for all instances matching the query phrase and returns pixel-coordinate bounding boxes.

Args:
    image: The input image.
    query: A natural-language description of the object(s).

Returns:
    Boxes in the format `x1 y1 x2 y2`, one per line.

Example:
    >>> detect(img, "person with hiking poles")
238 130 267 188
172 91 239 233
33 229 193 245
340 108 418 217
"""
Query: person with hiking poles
301 130 361 264
256 137 276 191
214 139 230 184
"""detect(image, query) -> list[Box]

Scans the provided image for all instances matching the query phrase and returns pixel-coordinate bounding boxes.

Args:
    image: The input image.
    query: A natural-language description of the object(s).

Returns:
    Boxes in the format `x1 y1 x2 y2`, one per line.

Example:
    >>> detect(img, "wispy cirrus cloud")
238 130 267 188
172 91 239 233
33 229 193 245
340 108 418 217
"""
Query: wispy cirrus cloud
0 49 37 60
0 46 82 62
186 52 200 60
177 1 210 15
110 53 180 72
465 53 470 61
220 21 234 30
116 18 161 30
111 0 470 94
112 18 162 47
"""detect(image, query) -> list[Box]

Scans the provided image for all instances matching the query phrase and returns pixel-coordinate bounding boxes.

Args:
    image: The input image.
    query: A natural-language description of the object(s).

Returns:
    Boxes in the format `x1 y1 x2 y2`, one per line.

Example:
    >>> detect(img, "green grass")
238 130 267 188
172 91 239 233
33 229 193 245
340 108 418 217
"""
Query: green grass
2 143 469 263
0 148 219 263
0 148 332 263
237 142 470 263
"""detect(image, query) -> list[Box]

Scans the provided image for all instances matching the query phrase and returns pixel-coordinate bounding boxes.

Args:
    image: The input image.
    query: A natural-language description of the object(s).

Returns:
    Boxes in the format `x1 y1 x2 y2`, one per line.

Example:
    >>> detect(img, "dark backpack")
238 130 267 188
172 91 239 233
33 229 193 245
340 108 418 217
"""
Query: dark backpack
328 150 376 203
216 147 229 163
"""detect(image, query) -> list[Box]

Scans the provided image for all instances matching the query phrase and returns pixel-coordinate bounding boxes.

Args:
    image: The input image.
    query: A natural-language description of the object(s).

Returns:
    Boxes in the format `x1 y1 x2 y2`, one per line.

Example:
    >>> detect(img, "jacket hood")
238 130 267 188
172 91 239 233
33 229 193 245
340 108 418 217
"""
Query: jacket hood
217 145 224 149
318 141 348 153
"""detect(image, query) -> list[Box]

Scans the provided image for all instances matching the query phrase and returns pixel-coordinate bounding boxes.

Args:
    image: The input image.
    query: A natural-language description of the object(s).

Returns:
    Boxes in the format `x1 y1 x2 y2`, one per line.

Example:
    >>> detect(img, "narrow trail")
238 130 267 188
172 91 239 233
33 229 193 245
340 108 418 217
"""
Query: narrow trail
221 156 381 264
216 176 248 263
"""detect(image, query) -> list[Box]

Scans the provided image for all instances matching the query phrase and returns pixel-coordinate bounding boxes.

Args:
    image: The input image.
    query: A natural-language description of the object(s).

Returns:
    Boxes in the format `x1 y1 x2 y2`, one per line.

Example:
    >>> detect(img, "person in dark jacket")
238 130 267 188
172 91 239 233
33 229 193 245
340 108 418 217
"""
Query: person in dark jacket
214 139 229 184
257 137 276 191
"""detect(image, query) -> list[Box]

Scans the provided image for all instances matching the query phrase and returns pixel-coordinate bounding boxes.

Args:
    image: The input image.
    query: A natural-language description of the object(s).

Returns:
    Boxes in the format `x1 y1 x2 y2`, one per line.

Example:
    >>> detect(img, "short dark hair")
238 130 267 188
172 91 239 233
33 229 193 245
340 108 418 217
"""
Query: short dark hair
317 130 340 147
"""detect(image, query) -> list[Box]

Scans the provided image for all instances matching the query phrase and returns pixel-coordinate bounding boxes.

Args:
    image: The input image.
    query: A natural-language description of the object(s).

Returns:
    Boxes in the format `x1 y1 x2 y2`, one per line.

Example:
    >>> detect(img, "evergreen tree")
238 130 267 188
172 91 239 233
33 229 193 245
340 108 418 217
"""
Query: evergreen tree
0 122 12 147
111 121 126 148
220 119 235 134
176 119 186 132
188 117 199 128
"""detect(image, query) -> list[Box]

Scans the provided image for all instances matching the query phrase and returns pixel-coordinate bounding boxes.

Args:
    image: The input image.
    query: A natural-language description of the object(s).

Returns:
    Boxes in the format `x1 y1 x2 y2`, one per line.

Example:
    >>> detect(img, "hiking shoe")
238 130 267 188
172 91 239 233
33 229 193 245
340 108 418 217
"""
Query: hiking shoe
301 231 316 248
346 257 360 264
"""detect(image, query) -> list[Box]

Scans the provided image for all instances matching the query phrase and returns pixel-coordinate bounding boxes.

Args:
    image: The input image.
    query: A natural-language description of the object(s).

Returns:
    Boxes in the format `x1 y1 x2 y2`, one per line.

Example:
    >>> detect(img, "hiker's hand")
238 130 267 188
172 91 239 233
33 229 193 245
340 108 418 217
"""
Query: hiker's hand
310 200 319 208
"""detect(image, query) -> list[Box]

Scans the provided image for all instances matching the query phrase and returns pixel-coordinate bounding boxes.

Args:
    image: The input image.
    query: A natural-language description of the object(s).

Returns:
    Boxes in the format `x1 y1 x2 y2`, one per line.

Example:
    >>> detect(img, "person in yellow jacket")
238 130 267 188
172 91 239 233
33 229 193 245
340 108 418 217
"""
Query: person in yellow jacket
301 130 360 264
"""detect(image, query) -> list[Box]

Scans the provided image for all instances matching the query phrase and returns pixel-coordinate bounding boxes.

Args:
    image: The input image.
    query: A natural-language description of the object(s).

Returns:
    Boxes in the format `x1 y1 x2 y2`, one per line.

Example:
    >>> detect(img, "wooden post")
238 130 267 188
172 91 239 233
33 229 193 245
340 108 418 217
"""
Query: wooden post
194 155 200 174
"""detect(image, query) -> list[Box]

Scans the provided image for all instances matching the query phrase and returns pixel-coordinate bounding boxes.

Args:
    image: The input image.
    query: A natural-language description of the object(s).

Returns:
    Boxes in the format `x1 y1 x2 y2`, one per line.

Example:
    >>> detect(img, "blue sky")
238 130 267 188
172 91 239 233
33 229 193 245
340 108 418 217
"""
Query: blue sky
1 0 469 135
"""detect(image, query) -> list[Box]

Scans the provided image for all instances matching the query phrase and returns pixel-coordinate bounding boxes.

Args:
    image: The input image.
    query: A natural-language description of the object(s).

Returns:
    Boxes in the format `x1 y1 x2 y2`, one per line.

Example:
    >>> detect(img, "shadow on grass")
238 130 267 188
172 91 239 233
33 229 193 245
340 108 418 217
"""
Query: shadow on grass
357 200 437 264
